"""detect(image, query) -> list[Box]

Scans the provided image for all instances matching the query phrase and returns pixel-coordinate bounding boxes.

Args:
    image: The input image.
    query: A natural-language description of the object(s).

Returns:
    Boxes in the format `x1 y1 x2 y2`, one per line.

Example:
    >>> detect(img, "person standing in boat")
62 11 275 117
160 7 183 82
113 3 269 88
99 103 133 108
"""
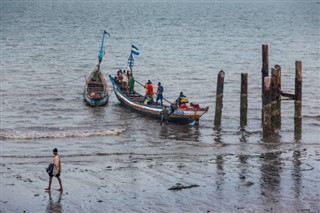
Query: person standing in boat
45 148 63 192
126 69 131 80
156 82 164 106
145 80 154 104
122 70 129 92
116 69 123 85
129 73 135 94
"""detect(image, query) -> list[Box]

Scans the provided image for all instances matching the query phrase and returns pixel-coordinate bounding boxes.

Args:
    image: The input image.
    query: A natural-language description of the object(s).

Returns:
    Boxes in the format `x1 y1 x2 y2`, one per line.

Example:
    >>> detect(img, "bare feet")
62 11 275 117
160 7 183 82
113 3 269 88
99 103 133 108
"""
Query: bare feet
45 188 50 191
57 188 63 192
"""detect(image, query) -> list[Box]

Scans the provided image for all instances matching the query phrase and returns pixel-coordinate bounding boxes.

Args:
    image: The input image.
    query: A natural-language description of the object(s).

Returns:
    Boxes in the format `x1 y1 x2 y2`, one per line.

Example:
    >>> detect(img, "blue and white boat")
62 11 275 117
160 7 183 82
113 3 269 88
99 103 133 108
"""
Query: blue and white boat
109 75 209 124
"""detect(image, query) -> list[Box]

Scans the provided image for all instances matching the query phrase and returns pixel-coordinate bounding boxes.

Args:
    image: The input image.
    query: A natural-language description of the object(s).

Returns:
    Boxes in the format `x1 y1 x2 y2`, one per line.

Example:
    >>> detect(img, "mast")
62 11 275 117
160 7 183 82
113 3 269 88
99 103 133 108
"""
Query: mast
128 44 139 74
98 30 110 64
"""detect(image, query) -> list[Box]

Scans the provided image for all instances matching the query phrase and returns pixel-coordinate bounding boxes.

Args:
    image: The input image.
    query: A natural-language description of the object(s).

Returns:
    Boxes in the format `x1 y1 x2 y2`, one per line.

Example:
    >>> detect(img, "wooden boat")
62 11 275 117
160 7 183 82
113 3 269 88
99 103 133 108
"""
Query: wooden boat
83 65 108 106
109 75 209 124
83 31 110 106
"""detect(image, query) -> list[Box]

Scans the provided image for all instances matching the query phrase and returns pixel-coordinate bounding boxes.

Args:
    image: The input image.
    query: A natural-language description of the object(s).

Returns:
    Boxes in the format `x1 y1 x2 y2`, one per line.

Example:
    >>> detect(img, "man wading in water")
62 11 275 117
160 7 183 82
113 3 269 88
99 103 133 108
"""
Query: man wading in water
161 106 170 126
45 148 63 192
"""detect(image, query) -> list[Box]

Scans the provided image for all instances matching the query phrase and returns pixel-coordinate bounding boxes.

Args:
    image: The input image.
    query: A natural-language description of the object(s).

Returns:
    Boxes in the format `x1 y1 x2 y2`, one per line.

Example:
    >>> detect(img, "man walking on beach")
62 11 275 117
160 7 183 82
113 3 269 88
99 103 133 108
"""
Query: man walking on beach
45 148 63 192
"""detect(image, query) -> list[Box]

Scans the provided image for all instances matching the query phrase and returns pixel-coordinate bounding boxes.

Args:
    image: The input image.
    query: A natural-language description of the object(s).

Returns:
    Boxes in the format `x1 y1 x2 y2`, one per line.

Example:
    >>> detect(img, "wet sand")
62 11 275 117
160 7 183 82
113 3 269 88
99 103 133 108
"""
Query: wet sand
1 142 320 212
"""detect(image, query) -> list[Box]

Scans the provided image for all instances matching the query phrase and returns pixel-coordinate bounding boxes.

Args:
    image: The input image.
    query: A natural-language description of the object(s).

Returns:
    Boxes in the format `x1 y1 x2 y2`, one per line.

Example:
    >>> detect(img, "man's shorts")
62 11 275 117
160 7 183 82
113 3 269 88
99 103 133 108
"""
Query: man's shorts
156 94 163 101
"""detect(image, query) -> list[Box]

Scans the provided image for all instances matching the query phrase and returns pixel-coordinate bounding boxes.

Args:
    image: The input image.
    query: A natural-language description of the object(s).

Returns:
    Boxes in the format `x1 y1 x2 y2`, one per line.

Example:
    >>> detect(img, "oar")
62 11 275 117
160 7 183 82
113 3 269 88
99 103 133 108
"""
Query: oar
134 79 174 105
163 97 174 105
134 79 146 88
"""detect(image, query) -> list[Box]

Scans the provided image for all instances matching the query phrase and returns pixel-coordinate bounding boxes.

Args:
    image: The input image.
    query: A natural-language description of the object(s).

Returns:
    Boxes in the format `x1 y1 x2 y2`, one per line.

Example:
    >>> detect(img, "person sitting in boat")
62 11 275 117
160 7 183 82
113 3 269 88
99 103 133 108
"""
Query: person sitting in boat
180 103 188 109
176 92 189 107
144 80 154 105
90 91 101 99
92 91 102 100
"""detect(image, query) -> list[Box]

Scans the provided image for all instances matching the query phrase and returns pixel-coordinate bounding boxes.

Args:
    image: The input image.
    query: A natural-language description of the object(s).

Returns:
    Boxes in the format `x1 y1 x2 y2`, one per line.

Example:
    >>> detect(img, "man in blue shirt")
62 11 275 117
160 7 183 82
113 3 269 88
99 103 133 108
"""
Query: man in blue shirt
156 82 164 106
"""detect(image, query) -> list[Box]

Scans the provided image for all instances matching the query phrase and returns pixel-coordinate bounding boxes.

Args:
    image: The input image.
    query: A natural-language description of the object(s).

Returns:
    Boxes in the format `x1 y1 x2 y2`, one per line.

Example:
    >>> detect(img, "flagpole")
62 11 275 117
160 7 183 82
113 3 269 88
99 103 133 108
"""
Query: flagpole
128 44 139 75
128 52 134 74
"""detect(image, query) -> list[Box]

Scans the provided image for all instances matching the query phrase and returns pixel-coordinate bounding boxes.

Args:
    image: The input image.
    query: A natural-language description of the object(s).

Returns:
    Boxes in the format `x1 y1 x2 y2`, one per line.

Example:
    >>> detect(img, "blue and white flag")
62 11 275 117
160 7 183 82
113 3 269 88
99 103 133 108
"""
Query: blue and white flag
131 45 140 56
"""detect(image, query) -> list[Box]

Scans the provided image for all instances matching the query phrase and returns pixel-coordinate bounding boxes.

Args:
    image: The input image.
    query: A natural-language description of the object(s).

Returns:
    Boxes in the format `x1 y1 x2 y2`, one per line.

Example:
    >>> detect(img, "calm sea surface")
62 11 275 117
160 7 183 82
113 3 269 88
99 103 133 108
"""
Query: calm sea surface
1 0 320 212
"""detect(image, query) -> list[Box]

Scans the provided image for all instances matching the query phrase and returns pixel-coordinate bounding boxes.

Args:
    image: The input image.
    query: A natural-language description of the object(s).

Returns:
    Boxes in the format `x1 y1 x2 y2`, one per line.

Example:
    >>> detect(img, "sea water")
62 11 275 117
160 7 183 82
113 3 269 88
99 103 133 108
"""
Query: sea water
1 1 319 212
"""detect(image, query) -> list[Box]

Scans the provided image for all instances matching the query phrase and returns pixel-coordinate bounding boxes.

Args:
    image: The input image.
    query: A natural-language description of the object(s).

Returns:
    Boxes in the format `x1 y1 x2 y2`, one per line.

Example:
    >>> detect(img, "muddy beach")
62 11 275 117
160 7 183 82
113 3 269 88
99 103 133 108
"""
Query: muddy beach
1 136 320 212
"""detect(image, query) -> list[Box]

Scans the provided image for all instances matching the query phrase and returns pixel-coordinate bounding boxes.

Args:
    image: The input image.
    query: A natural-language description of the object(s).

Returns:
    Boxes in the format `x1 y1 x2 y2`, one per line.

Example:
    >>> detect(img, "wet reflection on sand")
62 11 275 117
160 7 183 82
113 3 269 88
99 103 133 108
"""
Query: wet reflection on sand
260 134 282 208
46 192 63 213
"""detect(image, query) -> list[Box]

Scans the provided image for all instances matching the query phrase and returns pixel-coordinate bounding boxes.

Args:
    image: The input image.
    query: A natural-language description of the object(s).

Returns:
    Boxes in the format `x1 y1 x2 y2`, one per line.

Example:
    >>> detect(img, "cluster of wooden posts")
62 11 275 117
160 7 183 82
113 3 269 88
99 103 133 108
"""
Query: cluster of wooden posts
214 44 302 139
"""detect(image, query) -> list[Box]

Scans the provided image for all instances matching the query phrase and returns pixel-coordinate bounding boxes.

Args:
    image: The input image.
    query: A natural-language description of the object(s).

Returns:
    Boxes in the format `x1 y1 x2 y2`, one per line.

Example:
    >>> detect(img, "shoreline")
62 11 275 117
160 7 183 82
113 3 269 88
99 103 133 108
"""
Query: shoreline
1 145 320 212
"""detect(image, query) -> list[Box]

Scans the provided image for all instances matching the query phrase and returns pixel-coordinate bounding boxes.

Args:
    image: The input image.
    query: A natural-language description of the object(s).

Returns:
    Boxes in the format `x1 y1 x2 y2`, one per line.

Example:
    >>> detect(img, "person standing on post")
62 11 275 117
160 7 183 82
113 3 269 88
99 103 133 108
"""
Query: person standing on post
45 148 63 192
156 82 164 106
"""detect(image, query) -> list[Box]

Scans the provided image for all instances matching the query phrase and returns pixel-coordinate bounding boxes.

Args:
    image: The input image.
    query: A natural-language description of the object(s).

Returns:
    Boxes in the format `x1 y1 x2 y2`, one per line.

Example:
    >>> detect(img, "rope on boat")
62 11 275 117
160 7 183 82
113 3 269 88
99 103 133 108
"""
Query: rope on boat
108 89 114 99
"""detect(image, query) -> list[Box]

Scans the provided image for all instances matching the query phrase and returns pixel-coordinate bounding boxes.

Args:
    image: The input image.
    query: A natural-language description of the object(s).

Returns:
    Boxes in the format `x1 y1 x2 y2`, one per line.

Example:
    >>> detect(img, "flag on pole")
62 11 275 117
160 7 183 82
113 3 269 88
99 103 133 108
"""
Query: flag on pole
131 45 140 56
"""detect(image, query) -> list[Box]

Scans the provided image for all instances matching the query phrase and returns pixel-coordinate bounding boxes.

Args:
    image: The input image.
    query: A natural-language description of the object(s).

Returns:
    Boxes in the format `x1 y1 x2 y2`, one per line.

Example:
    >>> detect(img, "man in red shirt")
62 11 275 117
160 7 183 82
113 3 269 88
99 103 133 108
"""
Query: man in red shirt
145 80 154 104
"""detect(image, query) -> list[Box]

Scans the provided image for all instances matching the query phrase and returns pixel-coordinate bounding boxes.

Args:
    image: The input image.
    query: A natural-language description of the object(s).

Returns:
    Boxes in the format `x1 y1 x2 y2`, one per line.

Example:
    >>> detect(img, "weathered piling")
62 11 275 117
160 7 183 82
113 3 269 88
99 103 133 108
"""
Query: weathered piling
294 61 302 139
263 77 272 138
274 64 281 128
261 44 269 81
273 64 281 92
261 44 269 122
214 70 225 129
270 70 277 131
271 66 281 130
240 73 248 128
295 61 302 101
294 101 302 140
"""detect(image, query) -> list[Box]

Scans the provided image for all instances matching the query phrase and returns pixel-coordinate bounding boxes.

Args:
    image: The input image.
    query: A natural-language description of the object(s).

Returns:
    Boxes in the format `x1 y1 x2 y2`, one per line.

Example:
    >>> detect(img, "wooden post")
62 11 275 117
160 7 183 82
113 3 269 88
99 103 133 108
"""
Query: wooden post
294 101 302 140
240 73 248 129
261 44 269 122
294 61 302 139
295 61 302 101
263 77 272 138
271 65 282 131
274 65 281 93
271 69 277 131
214 70 225 129
273 65 281 129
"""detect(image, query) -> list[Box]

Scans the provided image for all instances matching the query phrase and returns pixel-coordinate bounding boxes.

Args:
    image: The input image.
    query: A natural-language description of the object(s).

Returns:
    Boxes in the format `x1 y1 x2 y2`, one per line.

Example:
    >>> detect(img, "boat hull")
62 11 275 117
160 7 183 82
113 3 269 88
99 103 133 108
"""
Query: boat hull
109 75 208 124
84 66 109 107
83 92 109 107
